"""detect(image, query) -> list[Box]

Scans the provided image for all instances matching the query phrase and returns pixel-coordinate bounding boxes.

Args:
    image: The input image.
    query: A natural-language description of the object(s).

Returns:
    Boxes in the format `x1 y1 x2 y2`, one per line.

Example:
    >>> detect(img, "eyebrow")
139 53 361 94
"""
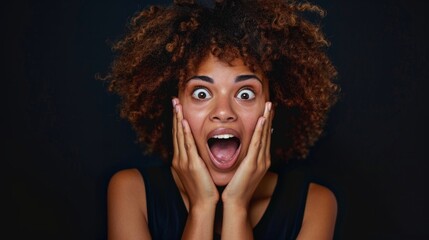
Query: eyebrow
235 74 262 83
187 74 262 84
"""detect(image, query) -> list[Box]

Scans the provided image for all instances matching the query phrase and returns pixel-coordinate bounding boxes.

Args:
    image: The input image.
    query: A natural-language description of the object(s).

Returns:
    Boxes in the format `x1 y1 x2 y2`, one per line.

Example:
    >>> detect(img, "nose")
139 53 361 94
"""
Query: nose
209 98 237 123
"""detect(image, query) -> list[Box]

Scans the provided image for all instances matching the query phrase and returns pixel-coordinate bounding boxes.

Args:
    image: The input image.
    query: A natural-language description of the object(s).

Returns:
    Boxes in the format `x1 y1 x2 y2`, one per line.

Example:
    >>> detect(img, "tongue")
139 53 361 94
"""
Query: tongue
210 139 239 162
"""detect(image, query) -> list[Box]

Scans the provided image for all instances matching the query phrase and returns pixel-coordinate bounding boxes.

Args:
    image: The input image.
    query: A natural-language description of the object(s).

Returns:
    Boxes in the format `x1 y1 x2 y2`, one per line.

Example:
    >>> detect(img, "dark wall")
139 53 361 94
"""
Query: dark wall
3 1 428 239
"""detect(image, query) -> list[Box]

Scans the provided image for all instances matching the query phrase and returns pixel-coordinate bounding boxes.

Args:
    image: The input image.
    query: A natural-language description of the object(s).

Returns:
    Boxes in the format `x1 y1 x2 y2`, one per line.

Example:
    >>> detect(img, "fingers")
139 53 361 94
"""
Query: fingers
265 103 274 158
181 118 203 168
175 102 189 167
245 110 266 162
172 98 179 160
259 102 273 160
257 102 272 167
172 98 186 164
172 98 201 169
172 98 189 169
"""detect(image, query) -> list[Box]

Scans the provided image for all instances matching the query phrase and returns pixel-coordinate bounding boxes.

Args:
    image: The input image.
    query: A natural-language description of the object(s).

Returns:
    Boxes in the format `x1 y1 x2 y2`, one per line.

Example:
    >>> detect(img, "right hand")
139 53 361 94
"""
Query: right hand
171 98 219 210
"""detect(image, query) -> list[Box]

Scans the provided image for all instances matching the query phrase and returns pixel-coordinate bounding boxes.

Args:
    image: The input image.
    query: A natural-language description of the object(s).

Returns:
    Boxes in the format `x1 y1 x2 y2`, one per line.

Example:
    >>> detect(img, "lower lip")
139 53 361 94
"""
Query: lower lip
208 144 241 170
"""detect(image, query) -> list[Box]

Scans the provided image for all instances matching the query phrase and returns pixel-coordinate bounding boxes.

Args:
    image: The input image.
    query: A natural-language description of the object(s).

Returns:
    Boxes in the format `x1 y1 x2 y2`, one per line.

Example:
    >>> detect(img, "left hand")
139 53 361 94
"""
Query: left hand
221 101 274 207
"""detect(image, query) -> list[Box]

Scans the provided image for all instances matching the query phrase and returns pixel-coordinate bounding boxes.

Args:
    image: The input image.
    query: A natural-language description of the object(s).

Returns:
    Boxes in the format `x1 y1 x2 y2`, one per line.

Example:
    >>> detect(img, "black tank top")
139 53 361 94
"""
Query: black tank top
138 164 312 239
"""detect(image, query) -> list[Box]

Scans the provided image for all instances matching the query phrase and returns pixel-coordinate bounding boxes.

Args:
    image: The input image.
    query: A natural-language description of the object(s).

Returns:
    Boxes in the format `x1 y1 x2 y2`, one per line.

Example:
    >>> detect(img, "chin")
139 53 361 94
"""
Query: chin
210 170 234 187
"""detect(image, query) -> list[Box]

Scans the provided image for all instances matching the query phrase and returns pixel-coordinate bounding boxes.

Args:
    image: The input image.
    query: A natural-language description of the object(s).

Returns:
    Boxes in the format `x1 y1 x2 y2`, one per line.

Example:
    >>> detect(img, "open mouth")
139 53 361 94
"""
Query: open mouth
207 133 241 170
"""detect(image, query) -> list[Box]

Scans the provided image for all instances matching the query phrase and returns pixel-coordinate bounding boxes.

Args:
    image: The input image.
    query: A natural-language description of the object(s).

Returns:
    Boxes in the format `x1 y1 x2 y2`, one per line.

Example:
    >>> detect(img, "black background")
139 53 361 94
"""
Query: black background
3 0 428 239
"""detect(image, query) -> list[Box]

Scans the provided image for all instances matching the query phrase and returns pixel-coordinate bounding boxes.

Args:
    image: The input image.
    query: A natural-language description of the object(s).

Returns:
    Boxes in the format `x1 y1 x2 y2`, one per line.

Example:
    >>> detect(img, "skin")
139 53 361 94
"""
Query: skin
176 54 270 187
107 54 337 240
172 54 273 239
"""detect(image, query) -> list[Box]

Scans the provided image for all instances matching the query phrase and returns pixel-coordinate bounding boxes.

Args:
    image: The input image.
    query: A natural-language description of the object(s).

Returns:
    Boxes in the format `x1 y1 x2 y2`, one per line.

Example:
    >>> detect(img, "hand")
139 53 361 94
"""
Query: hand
171 98 219 210
222 101 274 207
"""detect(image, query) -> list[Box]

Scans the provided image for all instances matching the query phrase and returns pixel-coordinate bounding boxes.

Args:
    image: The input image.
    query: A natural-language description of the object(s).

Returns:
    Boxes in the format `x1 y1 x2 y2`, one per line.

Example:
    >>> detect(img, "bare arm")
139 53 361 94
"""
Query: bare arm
221 203 254 239
221 102 273 239
107 169 152 240
297 183 338 240
173 99 218 239
181 202 216 239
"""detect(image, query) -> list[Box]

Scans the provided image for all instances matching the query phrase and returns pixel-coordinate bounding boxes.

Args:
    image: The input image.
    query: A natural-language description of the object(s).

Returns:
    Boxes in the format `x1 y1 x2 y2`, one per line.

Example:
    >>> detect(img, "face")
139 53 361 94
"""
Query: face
178 54 269 186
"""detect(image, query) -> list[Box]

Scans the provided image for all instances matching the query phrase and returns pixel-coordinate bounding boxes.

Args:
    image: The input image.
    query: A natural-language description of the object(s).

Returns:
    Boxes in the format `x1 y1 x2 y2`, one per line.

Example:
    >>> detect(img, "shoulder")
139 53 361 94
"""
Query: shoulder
306 183 338 215
297 183 338 240
108 168 146 201
107 168 151 239
107 168 148 215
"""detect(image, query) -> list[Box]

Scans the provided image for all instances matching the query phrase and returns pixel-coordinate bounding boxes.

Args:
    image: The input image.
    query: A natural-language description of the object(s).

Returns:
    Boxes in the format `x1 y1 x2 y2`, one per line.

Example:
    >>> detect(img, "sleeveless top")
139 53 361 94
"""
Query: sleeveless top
138 164 312 240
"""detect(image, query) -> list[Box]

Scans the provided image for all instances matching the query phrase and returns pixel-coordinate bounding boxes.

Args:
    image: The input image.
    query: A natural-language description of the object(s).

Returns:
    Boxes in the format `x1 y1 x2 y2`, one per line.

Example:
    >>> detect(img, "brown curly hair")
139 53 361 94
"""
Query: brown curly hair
101 0 339 165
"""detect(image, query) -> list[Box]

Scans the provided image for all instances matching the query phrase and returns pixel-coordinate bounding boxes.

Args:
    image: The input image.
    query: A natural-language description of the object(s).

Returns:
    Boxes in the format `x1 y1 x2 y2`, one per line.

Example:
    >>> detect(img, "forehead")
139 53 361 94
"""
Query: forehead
190 54 265 81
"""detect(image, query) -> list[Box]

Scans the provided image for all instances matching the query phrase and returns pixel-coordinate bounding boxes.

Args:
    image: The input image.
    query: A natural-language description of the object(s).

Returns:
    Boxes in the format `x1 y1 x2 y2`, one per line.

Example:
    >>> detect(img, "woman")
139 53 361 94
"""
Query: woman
104 0 339 239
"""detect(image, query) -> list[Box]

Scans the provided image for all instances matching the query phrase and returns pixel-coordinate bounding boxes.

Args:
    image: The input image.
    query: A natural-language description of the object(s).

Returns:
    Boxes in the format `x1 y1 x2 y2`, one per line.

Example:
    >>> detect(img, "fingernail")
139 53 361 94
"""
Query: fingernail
267 102 272 111
172 98 177 108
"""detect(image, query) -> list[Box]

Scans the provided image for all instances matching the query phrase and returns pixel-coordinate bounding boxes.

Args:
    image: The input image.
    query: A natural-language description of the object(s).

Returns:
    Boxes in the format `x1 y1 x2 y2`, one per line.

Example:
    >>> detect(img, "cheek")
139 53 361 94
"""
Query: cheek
239 106 264 134
182 104 207 133
242 114 260 133
241 101 265 119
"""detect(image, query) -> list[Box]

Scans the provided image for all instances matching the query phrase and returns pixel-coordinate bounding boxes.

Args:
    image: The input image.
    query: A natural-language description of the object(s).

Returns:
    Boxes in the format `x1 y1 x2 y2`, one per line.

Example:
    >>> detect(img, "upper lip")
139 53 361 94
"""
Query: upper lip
207 128 241 140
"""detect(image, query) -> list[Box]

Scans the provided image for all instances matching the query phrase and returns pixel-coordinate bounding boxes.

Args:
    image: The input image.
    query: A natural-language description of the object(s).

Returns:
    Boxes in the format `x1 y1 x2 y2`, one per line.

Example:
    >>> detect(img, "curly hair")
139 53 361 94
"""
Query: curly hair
101 0 339 164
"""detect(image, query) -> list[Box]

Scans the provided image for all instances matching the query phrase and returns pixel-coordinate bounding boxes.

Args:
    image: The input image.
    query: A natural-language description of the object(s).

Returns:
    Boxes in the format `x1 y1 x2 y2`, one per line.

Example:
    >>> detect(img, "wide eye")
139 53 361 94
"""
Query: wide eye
236 88 256 100
192 88 212 100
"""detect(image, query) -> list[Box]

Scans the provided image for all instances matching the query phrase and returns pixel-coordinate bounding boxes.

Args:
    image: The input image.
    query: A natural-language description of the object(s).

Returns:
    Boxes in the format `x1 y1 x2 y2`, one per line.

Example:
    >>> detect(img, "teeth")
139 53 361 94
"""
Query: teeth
213 134 234 139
